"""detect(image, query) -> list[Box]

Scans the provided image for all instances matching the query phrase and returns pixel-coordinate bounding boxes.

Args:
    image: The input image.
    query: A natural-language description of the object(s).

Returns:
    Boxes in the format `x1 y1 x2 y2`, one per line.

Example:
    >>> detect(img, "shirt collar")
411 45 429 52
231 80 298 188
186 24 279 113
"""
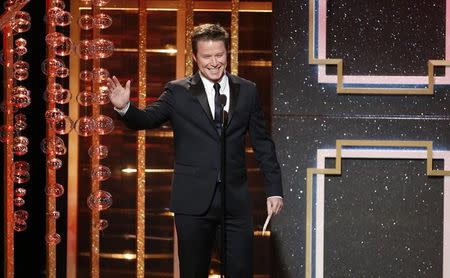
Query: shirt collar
199 72 228 93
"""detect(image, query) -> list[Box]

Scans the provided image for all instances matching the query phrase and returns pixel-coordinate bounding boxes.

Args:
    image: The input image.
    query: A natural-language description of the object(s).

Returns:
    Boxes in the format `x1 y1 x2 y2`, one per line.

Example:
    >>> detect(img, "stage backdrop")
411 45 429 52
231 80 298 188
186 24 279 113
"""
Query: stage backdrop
272 0 450 277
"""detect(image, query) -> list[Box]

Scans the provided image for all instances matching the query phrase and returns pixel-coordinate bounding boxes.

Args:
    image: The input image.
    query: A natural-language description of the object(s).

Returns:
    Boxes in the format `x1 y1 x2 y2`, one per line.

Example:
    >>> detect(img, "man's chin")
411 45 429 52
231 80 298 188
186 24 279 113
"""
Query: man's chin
204 71 225 82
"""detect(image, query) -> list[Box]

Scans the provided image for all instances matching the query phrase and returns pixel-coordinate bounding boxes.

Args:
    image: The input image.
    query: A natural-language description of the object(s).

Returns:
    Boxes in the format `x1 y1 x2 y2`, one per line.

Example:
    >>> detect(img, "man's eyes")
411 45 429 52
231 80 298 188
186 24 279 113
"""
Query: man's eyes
201 54 224 59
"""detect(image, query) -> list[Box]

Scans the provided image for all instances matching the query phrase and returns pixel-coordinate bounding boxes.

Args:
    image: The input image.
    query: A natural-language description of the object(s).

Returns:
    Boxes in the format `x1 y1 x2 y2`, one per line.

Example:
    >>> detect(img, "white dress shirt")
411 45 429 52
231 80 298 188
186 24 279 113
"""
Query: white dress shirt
198 72 230 117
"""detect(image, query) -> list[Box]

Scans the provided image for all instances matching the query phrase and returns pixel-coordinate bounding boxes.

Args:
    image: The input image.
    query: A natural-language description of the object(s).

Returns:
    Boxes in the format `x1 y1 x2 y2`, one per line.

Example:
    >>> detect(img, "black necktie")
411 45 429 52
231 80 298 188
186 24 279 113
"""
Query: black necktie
213 83 222 135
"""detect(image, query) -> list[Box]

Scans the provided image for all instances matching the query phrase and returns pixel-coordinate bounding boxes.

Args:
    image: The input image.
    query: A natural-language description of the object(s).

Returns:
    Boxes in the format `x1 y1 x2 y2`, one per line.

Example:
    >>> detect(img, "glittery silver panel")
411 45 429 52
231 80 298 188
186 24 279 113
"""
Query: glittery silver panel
273 0 449 276
326 0 445 76
324 159 443 277
273 0 450 114
271 116 450 277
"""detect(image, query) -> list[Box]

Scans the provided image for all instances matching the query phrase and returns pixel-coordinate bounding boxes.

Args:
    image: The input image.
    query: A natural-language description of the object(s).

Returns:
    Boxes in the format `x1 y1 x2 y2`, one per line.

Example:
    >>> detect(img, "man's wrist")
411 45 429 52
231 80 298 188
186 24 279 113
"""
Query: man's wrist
114 101 130 115
267 196 283 200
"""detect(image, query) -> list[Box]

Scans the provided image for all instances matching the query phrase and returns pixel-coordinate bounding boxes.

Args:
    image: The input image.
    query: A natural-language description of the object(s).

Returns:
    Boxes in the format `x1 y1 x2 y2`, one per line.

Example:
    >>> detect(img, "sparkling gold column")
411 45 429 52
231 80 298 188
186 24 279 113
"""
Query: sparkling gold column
176 0 187 79
174 2 191 276
230 0 239 75
67 1 81 277
45 1 57 277
137 0 147 276
3 23 14 278
184 0 194 76
90 5 101 278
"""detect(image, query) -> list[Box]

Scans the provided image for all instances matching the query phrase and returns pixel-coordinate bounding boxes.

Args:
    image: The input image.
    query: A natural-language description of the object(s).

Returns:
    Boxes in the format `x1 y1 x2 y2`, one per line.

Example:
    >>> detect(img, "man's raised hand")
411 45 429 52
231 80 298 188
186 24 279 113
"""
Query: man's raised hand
107 76 131 109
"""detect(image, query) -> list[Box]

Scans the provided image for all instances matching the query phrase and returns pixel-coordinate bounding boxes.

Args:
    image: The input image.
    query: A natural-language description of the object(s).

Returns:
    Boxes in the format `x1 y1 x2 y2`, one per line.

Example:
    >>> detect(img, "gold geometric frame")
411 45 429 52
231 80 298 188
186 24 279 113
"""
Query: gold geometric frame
305 140 450 278
308 0 450 95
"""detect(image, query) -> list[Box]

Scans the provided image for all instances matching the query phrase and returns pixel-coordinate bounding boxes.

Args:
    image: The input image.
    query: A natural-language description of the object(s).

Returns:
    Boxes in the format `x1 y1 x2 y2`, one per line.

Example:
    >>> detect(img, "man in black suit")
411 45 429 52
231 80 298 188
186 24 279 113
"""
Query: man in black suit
107 23 283 278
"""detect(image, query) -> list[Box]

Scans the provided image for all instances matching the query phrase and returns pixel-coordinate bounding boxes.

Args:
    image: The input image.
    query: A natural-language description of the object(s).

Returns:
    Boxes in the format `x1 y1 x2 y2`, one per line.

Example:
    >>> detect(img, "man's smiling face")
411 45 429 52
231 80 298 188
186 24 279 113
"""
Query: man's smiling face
193 39 227 83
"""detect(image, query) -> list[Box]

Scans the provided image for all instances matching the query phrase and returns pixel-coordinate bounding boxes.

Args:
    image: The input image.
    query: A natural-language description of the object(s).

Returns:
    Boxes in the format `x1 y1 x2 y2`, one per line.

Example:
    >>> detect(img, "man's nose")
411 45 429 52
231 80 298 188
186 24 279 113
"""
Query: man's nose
211 57 218 66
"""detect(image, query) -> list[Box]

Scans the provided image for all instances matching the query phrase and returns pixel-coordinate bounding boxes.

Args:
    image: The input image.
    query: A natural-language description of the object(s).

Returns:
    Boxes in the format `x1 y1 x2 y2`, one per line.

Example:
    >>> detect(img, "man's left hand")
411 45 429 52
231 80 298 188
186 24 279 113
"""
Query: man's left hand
267 196 284 216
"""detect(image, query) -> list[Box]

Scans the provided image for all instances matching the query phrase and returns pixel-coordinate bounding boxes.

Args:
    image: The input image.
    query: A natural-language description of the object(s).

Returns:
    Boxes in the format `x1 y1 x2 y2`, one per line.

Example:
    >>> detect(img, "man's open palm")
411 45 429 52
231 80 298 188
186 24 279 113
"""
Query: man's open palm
107 76 131 109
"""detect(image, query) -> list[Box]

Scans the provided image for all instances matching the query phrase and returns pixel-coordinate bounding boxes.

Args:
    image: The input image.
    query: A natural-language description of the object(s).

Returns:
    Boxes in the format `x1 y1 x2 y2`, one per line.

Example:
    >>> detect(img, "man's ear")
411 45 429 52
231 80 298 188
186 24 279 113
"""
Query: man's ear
192 54 197 63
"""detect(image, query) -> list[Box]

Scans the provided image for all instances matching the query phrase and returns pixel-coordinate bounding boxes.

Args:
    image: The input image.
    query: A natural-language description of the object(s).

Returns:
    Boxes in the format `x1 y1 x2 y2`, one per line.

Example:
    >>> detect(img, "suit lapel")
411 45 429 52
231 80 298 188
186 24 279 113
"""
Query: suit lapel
189 73 217 131
227 73 240 126
189 72 240 132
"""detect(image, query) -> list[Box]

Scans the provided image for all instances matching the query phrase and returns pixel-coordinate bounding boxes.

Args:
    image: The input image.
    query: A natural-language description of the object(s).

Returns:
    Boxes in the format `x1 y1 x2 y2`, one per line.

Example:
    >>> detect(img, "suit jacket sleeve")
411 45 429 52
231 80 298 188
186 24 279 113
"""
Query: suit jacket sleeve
248 85 283 198
119 84 175 130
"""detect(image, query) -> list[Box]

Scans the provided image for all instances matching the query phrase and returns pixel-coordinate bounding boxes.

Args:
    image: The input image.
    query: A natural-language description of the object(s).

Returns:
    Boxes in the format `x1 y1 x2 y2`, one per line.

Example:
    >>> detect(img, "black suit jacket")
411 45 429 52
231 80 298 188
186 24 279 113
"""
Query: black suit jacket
121 72 283 215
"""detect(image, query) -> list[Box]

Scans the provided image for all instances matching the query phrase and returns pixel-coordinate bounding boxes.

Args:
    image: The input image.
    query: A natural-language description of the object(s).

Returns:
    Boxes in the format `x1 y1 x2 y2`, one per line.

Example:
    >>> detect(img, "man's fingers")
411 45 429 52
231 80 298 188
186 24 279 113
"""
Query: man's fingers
270 199 283 215
107 77 132 96
107 77 120 93
273 205 279 215
106 78 114 89
112 76 121 87
267 199 278 215
276 201 283 214
267 200 274 213
274 204 282 215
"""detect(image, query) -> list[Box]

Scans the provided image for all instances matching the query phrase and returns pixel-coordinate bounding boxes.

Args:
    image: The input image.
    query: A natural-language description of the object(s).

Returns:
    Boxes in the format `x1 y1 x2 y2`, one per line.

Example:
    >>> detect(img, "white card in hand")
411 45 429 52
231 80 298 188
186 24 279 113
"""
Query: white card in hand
262 213 272 235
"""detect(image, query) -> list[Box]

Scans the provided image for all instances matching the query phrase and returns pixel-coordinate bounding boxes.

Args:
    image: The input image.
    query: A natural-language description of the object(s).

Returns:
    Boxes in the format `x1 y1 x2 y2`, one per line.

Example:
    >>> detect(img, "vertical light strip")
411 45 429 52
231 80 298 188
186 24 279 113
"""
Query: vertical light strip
176 0 187 79
174 2 188 276
3 23 14 278
67 1 81 277
230 0 239 75
90 5 101 278
173 228 180 278
45 1 57 277
137 0 147 276
184 0 194 76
